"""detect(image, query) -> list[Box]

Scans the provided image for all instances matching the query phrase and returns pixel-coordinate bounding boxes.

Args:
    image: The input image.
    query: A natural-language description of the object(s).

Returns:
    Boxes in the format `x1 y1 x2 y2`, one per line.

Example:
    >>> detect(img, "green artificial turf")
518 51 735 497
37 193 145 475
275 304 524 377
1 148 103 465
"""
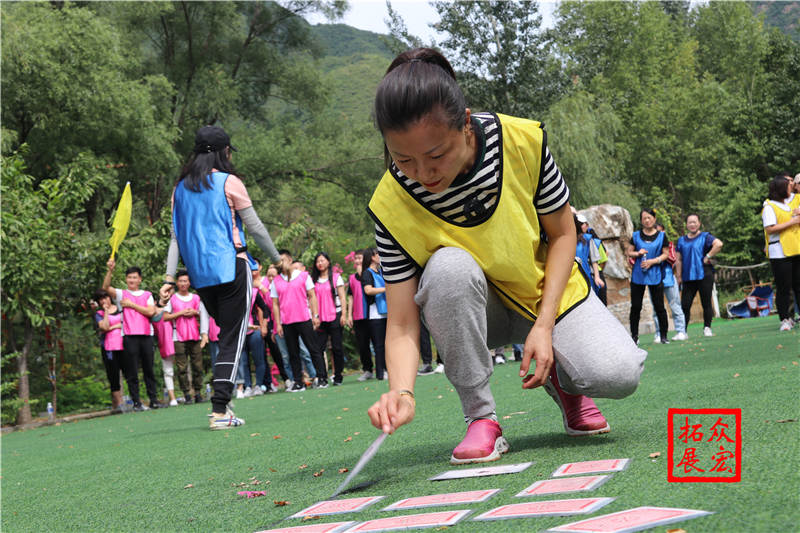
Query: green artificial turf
2 316 797 532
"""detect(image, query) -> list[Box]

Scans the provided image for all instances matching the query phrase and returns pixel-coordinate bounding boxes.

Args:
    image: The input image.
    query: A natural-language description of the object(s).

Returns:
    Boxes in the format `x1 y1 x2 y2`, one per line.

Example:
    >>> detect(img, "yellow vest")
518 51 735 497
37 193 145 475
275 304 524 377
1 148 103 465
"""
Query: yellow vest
368 113 589 321
763 200 800 258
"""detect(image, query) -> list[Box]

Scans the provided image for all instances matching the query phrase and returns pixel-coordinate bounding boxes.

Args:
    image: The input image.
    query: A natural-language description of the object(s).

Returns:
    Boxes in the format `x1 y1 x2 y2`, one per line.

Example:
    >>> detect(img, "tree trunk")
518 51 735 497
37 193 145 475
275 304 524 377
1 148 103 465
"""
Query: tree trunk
16 323 33 425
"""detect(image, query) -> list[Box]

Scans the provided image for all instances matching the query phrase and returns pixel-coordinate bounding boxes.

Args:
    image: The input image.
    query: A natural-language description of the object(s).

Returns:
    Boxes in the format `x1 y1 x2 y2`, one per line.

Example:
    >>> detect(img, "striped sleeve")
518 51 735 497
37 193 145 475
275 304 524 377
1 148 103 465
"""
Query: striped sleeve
374 224 420 283
534 145 569 214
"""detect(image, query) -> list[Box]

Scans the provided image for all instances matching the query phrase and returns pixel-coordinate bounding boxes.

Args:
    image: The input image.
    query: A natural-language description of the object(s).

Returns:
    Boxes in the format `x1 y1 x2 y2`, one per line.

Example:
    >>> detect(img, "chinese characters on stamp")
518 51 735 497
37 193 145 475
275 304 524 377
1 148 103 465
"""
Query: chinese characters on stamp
668 408 741 482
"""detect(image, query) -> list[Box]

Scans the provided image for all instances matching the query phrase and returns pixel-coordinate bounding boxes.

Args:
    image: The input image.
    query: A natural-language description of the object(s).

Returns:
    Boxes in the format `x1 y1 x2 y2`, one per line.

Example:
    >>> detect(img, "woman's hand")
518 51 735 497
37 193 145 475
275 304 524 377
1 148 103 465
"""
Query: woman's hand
367 389 415 434
519 323 554 389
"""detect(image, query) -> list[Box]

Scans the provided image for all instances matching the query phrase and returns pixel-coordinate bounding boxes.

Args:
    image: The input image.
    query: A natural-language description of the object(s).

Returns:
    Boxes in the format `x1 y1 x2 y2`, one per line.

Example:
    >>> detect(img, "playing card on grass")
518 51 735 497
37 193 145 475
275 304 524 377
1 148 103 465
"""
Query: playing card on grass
546 506 712 533
551 459 630 477
428 462 532 481
382 489 501 511
343 510 472 532
254 521 356 533
474 497 614 521
290 497 385 518
516 475 610 497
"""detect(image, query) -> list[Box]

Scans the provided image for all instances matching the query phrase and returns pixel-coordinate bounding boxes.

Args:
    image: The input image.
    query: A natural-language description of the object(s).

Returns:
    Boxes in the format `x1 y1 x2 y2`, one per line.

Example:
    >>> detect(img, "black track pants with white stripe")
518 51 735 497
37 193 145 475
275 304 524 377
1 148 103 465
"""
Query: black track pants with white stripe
197 258 252 414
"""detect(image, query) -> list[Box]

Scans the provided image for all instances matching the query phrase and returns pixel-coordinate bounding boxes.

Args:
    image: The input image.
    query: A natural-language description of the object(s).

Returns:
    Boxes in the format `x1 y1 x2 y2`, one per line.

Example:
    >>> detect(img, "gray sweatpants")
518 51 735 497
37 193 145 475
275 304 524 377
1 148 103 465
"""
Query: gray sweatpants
414 247 647 421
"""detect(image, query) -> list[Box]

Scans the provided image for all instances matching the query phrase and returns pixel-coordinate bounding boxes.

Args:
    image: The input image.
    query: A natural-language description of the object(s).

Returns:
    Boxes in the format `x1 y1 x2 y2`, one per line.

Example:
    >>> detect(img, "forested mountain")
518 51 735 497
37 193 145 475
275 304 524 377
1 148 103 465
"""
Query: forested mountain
750 1 800 41
310 24 394 123
312 23 395 59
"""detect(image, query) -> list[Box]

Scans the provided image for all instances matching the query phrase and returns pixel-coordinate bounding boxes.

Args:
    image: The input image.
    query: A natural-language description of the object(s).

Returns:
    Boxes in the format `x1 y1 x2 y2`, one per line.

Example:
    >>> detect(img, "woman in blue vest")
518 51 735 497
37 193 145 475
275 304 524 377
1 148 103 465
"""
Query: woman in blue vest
626 209 670 345
580 217 608 305
650 223 687 342
360 248 388 381
574 214 603 296
675 214 723 337
365 48 645 465
161 126 280 430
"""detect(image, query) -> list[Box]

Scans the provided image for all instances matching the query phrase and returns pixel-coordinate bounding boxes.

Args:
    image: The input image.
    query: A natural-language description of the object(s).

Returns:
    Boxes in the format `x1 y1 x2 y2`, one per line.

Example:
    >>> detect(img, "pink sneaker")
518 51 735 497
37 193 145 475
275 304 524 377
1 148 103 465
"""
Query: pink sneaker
544 367 610 436
450 419 509 465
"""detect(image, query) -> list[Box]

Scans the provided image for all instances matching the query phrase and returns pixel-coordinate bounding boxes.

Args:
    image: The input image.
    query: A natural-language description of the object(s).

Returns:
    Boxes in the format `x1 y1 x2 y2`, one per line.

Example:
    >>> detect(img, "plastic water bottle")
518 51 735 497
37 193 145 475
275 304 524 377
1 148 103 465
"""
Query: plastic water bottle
205 384 212 400
47 402 54 422
121 395 133 413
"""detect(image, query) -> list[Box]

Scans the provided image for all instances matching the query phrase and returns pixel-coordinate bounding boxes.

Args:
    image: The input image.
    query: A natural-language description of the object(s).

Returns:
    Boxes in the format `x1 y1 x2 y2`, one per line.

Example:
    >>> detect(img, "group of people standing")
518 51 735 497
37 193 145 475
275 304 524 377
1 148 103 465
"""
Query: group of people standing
626 210 723 345
95 264 211 412
93 243 399 413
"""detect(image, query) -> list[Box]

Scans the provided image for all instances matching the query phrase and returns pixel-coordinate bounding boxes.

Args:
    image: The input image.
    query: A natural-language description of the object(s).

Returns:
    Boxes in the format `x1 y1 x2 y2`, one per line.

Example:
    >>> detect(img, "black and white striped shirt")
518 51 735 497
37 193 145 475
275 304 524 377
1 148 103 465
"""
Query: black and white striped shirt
374 112 569 283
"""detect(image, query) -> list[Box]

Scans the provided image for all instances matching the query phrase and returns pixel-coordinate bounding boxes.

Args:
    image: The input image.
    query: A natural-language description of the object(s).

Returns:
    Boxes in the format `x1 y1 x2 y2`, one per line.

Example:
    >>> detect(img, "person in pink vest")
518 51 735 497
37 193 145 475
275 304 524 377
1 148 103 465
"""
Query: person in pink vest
253 259 289 390
162 270 209 405
93 290 126 413
103 261 162 411
207 316 220 368
152 306 178 407
311 252 348 386
270 249 327 391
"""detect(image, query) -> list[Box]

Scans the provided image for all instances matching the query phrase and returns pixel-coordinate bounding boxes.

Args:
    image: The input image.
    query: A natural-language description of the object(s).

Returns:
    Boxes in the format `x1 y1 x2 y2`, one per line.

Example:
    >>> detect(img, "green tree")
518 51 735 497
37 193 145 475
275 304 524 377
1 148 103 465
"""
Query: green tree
431 0 564 116
95 0 347 220
1 152 104 424
1 2 178 230
544 90 635 213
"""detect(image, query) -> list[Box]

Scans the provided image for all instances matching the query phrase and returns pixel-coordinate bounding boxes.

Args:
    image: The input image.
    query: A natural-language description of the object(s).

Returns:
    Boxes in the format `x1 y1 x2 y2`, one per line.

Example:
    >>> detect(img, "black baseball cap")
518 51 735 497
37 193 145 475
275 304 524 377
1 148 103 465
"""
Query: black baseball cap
194 125 237 154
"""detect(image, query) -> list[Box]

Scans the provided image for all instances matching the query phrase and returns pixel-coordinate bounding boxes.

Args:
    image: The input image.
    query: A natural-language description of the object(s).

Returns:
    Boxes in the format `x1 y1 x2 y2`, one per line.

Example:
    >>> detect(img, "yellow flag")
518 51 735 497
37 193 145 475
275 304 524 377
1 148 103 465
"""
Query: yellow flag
109 182 132 260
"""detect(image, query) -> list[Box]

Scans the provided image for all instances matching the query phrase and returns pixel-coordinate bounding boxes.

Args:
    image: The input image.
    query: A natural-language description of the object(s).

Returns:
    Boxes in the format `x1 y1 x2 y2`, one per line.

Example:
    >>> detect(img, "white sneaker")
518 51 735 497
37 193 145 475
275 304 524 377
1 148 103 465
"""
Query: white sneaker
357 371 374 382
169 399 178 407
779 319 793 332
209 407 245 430
671 332 689 341
251 386 264 396
703 327 713 337
243 386 254 397
494 355 506 365
235 388 245 399
653 334 661 344
433 364 445 374
284 379 293 391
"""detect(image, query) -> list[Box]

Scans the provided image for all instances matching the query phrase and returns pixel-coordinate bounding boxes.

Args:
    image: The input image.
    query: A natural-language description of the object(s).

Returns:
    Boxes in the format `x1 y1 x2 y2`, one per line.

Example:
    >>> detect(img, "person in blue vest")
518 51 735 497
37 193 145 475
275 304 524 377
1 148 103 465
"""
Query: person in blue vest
651 223 687 342
579 214 609 305
675 214 723 337
626 209 670 345
574 213 603 296
161 125 280 430
360 248 388 381
364 48 646 465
